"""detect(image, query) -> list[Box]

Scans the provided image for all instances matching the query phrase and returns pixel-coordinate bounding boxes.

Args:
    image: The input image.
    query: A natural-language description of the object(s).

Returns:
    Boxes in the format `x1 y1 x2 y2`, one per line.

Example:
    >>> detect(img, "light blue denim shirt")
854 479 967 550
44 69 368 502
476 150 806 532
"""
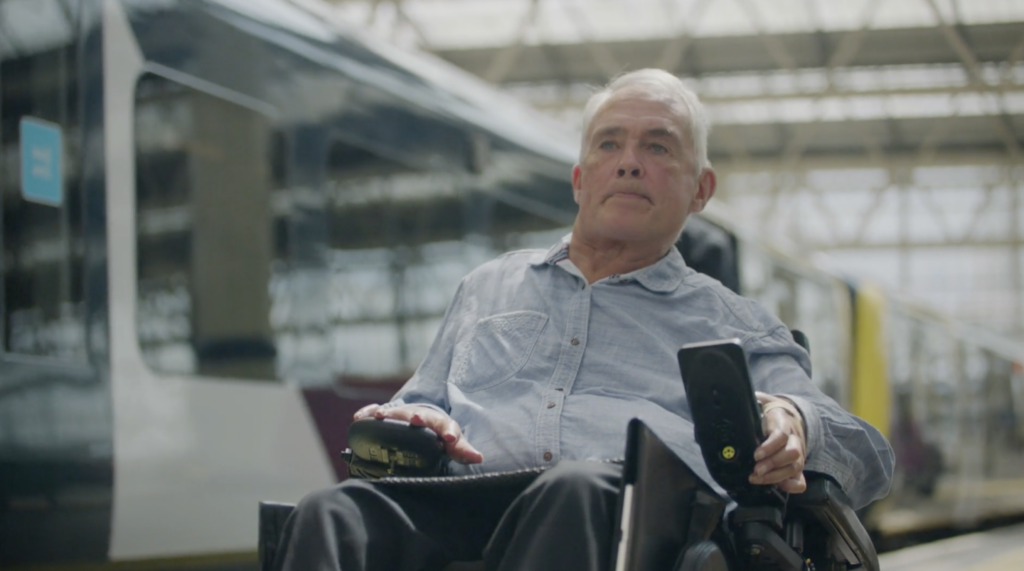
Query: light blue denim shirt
393 235 894 509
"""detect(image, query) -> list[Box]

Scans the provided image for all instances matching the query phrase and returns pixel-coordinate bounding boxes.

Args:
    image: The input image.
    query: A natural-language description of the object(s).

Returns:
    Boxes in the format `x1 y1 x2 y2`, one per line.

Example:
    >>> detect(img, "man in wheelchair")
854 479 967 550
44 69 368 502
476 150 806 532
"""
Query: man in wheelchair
269 69 894 571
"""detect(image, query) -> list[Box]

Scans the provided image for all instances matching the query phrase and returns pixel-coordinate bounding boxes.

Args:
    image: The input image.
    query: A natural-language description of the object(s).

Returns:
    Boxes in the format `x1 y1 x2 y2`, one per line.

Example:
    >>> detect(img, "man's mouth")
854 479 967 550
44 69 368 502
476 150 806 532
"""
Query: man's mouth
610 191 651 203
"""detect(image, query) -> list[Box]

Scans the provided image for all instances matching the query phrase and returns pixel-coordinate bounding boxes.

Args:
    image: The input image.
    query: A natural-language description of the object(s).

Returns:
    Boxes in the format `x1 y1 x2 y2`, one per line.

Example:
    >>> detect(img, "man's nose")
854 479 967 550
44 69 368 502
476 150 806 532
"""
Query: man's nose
616 148 643 178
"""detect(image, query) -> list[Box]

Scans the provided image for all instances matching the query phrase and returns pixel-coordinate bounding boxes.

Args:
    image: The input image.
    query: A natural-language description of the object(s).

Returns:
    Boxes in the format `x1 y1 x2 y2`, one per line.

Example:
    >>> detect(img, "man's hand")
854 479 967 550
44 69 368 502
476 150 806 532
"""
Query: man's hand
353 404 484 465
749 392 807 493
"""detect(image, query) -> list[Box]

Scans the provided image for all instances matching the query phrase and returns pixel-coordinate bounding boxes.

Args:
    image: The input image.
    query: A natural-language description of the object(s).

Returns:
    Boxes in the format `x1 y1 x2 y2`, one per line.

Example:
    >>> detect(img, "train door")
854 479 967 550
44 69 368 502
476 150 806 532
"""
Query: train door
100 0 334 560
0 0 113 566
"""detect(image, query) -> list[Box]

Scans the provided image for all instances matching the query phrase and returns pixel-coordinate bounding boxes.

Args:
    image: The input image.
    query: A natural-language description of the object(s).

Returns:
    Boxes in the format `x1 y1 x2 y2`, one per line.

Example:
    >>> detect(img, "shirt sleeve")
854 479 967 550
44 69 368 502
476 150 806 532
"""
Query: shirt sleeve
389 279 471 413
745 325 895 510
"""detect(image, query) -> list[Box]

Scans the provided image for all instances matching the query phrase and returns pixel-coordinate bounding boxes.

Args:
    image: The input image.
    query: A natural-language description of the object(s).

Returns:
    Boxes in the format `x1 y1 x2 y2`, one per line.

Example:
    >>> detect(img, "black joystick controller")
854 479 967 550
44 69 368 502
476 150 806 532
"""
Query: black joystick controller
678 339 780 504
341 417 449 479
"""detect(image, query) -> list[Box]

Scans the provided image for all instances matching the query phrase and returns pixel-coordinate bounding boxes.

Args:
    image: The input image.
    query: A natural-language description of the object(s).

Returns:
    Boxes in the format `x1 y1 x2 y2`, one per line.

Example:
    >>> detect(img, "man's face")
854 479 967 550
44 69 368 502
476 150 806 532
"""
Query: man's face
571 90 715 250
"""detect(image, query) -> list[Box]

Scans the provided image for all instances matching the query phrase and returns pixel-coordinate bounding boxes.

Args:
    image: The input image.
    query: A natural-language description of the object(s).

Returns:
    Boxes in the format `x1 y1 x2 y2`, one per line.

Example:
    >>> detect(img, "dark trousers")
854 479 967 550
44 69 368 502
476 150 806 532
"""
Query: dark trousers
272 461 622 571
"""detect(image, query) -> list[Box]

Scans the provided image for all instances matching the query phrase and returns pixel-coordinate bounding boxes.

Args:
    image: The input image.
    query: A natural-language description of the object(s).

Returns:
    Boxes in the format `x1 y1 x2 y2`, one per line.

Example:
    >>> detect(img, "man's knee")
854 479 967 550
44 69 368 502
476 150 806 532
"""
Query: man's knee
526 461 621 500
290 478 379 524
483 461 622 570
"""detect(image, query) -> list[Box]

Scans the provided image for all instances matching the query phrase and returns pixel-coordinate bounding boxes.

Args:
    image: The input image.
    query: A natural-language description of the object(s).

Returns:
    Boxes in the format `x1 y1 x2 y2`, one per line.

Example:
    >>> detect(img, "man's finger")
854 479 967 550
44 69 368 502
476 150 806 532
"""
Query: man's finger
374 406 447 437
415 415 483 466
754 447 801 475
752 462 801 484
778 475 807 494
448 436 484 464
353 404 380 420
761 407 792 434
749 457 805 486
408 411 457 442
371 406 484 465
751 433 805 487
754 428 786 461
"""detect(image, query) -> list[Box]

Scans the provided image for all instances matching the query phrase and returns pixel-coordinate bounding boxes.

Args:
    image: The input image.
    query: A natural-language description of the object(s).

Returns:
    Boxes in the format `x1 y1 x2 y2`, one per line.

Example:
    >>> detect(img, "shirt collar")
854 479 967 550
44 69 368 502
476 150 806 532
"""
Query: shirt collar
531 233 687 293
535 234 572 266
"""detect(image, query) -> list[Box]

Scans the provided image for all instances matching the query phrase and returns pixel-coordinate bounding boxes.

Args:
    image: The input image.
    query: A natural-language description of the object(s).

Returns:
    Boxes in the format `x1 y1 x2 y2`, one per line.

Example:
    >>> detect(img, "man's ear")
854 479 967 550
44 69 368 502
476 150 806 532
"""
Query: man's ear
690 168 717 214
571 165 583 204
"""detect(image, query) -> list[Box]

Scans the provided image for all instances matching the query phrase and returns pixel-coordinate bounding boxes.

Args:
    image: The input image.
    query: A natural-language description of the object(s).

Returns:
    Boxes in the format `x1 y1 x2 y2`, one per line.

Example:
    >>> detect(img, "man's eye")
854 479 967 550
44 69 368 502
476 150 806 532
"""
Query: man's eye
651 143 668 153
598 141 616 150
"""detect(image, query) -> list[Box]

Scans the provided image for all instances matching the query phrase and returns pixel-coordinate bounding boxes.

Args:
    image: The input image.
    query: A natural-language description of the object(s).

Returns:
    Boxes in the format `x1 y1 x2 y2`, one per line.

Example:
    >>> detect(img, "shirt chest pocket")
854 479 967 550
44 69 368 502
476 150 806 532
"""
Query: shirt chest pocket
450 310 549 393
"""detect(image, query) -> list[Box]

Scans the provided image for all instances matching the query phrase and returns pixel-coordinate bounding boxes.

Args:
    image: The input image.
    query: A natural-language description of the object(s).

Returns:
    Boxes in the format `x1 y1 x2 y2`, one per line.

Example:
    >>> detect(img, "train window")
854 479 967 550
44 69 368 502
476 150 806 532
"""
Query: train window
1 0 86 360
134 73 279 381
323 138 570 385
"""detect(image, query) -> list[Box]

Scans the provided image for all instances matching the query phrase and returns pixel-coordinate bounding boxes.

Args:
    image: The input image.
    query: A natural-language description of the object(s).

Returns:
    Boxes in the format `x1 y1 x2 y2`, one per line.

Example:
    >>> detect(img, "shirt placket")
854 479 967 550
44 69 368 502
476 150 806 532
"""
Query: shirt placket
534 277 591 465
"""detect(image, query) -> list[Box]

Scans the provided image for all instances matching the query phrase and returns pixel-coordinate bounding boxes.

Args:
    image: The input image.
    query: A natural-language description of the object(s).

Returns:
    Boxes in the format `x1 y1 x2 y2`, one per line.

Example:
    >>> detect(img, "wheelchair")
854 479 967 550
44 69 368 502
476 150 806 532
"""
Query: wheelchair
258 333 879 571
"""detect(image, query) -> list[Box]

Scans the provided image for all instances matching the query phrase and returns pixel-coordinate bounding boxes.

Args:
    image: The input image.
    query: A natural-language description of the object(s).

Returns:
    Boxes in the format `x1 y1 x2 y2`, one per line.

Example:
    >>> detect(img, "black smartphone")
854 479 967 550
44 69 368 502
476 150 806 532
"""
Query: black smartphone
677 339 764 499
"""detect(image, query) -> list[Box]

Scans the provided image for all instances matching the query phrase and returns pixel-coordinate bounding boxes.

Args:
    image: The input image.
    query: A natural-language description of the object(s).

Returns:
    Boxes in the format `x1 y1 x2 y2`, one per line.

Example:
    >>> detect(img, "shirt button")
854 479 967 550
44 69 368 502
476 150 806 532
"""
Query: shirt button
543 451 553 461
546 401 556 409
570 338 579 346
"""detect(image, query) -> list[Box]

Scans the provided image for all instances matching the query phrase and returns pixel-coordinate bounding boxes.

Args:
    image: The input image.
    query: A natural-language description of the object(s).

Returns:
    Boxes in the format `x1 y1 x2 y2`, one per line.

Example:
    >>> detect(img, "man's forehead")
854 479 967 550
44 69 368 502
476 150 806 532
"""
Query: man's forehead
589 93 689 137
588 112 685 140
591 122 680 137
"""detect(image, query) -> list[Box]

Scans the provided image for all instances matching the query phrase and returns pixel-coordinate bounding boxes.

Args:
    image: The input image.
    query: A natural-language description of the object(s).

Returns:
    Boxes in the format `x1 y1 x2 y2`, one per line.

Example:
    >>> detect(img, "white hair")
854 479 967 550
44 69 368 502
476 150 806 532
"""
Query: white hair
579 69 711 172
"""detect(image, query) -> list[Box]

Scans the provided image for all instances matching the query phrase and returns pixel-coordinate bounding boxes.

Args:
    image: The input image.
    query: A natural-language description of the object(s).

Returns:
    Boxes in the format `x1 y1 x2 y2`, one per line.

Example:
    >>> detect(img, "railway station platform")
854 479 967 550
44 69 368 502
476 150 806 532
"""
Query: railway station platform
879 523 1024 571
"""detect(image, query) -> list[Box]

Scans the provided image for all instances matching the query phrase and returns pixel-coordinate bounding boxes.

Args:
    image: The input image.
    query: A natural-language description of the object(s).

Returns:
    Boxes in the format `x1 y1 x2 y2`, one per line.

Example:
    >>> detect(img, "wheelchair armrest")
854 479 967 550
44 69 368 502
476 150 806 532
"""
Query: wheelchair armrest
789 474 878 571
259 501 296 571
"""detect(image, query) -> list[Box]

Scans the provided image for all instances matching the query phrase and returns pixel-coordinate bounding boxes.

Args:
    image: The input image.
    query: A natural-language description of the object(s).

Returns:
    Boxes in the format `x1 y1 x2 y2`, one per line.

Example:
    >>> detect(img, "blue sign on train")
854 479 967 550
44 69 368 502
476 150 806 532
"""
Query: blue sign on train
20 117 63 206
